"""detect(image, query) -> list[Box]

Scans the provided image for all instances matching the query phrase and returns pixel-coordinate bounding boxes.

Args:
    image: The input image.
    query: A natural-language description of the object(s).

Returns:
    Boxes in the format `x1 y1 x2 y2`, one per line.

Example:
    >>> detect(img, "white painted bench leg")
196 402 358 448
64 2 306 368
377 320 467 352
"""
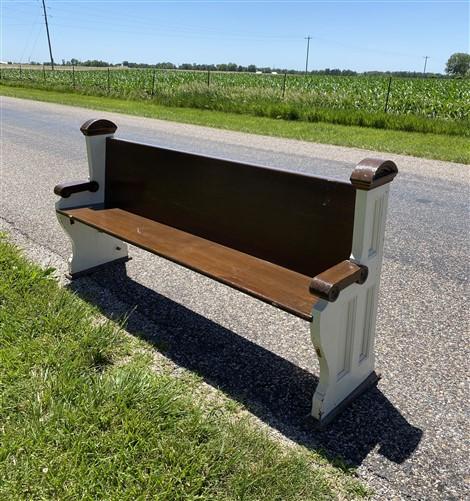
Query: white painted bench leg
310 176 393 425
310 283 379 425
56 212 128 279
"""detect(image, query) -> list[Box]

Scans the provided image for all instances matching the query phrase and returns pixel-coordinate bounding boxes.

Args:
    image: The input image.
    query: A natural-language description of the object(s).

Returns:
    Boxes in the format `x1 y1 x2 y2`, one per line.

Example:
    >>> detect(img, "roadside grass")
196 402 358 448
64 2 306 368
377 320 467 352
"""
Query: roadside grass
1 84 468 164
2 77 468 137
0 234 369 500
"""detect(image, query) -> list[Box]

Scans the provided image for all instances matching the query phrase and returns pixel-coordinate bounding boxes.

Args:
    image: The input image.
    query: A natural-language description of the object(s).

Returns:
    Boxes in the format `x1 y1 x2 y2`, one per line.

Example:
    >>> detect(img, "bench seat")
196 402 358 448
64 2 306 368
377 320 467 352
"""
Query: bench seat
59 207 318 320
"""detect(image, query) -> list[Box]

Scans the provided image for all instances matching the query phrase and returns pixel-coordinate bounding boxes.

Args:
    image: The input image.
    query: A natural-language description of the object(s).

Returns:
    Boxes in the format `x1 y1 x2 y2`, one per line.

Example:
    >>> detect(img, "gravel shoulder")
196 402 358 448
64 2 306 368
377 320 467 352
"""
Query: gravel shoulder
1 96 469 500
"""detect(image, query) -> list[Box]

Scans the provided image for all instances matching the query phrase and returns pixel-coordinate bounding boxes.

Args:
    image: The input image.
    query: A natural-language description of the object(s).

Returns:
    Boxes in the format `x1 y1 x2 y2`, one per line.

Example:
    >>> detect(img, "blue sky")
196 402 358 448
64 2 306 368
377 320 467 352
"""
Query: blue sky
1 1 469 72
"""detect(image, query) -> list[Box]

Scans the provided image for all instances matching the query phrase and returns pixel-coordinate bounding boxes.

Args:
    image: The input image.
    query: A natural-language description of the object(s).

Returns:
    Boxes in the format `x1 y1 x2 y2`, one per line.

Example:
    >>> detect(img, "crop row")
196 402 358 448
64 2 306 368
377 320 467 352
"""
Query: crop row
1 68 470 120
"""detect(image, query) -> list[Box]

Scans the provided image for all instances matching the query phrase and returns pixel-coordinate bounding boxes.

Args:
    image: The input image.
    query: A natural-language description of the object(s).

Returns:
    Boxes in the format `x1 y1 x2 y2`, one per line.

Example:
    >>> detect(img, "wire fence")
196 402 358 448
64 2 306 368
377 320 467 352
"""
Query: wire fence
1 65 469 121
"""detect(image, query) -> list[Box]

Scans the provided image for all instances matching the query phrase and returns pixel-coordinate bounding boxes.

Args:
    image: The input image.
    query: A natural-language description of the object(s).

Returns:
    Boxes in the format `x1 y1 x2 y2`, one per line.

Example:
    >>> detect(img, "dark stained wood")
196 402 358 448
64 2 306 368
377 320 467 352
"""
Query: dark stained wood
309 260 368 302
105 138 356 277
80 118 117 136
59 207 319 320
54 180 99 198
350 158 398 191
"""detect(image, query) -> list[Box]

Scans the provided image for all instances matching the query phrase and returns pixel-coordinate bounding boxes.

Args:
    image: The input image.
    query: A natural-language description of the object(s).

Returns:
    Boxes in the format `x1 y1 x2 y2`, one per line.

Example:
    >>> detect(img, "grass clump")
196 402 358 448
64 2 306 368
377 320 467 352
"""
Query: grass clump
0 234 369 500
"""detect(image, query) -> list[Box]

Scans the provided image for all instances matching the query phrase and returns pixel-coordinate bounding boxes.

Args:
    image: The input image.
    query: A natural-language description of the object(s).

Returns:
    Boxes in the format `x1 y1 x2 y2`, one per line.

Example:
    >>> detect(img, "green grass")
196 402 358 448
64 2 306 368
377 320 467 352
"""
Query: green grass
1 83 469 164
2 69 469 136
0 234 369 500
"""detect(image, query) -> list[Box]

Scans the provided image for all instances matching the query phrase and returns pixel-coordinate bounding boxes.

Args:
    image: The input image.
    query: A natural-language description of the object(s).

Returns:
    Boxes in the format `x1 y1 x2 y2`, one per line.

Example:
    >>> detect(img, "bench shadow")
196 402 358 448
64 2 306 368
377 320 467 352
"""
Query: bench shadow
67 261 422 467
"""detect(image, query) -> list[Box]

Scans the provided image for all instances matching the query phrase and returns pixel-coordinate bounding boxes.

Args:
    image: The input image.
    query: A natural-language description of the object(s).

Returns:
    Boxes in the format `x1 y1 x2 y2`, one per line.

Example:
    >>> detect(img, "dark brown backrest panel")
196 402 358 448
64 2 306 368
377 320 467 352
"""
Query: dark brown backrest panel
105 138 356 277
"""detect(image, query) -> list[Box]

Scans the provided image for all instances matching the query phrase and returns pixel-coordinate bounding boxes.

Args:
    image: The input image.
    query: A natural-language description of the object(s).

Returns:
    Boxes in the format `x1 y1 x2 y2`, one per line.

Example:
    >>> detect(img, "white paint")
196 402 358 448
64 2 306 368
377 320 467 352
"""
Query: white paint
56 212 128 276
55 133 112 210
310 184 391 422
55 131 128 276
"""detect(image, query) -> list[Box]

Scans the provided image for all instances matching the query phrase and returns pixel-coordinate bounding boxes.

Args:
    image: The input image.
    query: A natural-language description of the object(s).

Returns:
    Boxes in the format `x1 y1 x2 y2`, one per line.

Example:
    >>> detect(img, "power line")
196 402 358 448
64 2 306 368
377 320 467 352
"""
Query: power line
304 35 311 74
36 4 425 60
18 12 42 63
5 2 428 70
28 23 44 63
41 0 54 69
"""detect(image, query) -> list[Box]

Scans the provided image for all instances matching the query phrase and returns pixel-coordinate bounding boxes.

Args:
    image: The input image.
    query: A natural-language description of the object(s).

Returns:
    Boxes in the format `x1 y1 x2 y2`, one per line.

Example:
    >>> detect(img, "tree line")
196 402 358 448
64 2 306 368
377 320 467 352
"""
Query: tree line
57 59 445 77
10 52 469 77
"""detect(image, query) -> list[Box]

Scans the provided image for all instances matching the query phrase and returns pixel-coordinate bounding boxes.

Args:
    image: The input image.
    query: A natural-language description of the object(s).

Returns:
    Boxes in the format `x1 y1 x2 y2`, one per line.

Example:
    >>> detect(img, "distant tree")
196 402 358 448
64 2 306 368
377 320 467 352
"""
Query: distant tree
445 53 470 77
82 59 109 67
156 62 176 69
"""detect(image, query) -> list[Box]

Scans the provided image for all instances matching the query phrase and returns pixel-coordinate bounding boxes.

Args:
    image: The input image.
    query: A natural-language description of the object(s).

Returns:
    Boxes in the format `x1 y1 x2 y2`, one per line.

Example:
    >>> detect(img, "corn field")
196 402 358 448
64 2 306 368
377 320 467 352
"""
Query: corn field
2 66 469 133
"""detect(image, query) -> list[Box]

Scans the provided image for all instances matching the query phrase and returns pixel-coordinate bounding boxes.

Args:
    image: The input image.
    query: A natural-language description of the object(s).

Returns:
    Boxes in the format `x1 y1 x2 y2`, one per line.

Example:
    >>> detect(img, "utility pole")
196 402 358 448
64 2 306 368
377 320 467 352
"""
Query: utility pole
41 0 55 70
304 35 311 75
423 56 430 76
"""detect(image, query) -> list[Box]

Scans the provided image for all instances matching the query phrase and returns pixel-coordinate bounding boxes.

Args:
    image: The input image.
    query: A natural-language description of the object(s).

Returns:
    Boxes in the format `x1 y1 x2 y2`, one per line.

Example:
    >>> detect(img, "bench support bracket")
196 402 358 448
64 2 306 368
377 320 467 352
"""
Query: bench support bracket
56 212 128 278
310 182 392 424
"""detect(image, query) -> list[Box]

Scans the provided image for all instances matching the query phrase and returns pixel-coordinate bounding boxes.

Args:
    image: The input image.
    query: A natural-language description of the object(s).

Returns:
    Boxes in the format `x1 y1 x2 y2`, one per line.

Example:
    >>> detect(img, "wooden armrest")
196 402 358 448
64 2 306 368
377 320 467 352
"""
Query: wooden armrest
54 180 99 198
310 260 368 302
350 158 398 190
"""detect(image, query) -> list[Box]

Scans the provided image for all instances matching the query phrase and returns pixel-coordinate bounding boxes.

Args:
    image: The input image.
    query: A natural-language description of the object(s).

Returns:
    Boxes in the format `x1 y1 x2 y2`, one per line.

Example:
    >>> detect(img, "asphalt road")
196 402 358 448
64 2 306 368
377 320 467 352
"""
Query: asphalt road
1 96 469 500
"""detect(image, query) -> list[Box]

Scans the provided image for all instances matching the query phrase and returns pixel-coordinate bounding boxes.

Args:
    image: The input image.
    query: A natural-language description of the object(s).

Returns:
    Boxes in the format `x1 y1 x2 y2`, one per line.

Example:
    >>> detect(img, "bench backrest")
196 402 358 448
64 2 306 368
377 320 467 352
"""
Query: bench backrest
105 138 356 277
